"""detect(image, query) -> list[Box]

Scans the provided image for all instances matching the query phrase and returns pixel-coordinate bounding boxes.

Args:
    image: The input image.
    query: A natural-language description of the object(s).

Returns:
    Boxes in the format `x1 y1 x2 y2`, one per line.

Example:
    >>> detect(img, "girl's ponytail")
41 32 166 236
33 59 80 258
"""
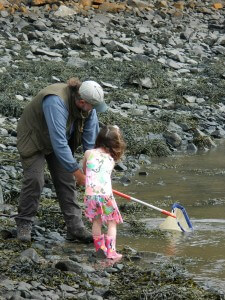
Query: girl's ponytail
67 77 82 91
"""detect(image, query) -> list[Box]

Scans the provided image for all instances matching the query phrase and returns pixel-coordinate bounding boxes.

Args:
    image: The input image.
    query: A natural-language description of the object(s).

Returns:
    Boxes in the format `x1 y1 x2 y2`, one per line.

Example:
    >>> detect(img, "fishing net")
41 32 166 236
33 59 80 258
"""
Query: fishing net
159 203 193 233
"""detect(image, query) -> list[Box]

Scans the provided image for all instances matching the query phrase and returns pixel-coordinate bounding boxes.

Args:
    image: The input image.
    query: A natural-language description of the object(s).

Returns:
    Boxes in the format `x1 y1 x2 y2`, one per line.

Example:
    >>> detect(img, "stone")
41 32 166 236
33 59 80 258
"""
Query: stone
67 57 88 68
0 184 4 204
157 0 167 8
31 0 60 5
98 2 126 12
80 0 92 8
114 161 127 171
174 1 184 10
54 5 77 17
59 284 77 293
163 130 182 148
167 59 182 69
93 0 105 4
211 129 225 139
105 40 130 53
212 3 223 9
31 47 62 57
15 95 24 101
187 142 197 153
55 260 95 274
20 248 41 263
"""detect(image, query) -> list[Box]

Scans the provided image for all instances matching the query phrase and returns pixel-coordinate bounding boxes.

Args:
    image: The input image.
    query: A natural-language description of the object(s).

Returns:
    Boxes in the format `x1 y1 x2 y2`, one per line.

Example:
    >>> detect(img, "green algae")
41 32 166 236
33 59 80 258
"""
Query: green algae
193 136 214 149
126 218 167 238
0 237 86 289
0 194 223 299
1 55 225 119
100 109 170 157
0 58 170 117
1 56 224 158
175 58 225 104
36 197 65 231
108 262 223 300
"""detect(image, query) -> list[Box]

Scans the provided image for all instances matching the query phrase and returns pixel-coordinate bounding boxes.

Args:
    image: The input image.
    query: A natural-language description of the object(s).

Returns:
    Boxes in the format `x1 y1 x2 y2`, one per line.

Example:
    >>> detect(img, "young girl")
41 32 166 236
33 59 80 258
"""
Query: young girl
83 125 126 259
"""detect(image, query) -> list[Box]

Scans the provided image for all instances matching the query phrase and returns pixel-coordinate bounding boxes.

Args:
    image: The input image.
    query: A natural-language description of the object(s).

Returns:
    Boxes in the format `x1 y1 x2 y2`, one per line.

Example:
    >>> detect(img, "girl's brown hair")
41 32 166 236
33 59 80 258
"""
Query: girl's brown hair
66 78 85 135
67 77 82 102
95 125 126 161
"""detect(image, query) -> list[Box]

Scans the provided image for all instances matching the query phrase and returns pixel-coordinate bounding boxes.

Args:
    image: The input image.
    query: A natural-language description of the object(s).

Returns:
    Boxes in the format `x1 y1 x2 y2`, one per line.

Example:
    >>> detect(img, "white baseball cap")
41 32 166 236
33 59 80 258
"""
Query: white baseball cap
79 80 107 112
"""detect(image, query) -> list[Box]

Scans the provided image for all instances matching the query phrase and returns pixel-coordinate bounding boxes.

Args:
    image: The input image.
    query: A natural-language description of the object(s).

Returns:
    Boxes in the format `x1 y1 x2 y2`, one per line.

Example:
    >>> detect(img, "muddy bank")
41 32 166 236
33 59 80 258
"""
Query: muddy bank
1 192 224 299
0 210 224 300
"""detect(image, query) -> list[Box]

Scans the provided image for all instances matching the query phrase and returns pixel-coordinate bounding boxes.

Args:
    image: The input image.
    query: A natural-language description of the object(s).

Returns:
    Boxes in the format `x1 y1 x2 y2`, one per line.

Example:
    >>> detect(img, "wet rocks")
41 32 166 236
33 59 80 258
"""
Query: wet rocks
0 0 224 204
0 231 223 300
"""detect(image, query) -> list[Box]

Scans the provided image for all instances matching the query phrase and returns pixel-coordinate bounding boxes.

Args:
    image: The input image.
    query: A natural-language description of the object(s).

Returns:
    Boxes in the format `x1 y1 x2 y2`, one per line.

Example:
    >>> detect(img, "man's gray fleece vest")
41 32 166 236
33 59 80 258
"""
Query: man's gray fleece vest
17 83 89 159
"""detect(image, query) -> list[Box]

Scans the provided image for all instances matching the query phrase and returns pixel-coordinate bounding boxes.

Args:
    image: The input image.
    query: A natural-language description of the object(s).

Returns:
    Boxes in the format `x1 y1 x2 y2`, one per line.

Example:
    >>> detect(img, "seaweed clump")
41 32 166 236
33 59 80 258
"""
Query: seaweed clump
37 198 65 232
108 263 222 300
175 58 225 104
100 110 170 157
193 136 215 149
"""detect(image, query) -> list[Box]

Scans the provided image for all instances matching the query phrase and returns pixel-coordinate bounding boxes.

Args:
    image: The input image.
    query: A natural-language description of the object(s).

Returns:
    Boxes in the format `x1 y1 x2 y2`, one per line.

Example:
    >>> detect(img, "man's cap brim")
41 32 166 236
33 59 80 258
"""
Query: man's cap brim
94 102 108 112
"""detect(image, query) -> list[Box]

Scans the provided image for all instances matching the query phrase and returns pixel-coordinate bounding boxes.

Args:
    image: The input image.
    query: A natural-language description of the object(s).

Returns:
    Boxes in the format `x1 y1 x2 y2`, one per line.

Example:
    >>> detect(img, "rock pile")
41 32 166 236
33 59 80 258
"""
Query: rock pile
0 0 224 14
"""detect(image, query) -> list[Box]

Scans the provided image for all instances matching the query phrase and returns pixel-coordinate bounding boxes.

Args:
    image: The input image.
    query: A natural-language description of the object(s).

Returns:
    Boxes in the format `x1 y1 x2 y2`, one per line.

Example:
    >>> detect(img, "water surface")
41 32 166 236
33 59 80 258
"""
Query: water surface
116 141 225 293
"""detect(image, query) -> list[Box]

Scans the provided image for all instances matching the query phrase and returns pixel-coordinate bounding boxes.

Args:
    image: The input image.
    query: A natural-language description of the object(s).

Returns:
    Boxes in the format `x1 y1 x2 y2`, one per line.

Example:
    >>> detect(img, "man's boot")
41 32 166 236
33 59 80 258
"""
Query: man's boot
16 220 32 242
66 227 93 243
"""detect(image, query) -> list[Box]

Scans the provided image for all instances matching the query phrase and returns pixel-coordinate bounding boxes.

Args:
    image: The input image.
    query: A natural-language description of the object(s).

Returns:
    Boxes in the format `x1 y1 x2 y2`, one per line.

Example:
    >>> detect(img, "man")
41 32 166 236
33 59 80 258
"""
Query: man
15 78 107 243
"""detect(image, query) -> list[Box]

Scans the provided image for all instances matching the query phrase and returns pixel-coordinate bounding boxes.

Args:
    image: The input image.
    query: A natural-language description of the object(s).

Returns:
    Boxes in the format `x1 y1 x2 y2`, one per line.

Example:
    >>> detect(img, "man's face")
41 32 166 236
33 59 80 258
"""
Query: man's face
76 99 93 112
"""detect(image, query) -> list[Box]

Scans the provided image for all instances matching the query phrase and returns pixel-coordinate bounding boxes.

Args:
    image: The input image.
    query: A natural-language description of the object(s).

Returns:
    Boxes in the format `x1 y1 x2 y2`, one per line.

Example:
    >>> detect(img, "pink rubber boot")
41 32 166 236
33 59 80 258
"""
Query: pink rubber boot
105 235 122 259
93 234 107 258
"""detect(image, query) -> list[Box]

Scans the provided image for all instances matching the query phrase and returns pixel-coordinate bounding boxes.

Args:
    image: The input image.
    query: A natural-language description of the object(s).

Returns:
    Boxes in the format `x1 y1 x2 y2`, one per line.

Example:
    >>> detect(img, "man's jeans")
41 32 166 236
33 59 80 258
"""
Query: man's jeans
15 152 84 232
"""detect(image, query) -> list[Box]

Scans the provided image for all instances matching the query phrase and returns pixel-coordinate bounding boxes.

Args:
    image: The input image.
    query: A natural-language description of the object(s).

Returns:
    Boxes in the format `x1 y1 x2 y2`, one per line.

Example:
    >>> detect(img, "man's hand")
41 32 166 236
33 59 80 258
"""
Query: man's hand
73 169 86 186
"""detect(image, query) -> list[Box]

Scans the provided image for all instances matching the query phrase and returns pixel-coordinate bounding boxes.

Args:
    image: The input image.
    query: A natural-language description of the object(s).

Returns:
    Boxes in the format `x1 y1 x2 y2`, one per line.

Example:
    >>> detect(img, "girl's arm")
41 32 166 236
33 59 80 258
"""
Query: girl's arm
83 150 91 175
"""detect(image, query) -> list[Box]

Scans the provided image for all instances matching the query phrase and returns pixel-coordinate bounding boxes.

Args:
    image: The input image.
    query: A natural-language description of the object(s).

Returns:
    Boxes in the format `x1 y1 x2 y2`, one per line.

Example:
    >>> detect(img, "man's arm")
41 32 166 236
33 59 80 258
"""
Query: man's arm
73 169 85 186
42 95 80 173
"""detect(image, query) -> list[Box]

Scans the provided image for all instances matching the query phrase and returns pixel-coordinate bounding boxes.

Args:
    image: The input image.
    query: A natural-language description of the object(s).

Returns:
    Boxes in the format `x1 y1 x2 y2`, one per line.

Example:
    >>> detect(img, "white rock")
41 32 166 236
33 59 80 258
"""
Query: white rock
15 95 24 101
54 5 77 17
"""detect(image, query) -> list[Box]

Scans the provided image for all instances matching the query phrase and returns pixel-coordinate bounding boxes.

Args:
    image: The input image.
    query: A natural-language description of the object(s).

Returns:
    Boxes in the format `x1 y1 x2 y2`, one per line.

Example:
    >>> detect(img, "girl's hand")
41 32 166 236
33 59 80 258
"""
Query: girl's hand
73 169 86 186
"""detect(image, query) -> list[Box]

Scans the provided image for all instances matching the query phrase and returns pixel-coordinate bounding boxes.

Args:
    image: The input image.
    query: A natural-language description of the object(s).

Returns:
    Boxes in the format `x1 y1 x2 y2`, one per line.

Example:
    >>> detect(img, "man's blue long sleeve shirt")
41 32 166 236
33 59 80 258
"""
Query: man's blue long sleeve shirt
42 95 99 173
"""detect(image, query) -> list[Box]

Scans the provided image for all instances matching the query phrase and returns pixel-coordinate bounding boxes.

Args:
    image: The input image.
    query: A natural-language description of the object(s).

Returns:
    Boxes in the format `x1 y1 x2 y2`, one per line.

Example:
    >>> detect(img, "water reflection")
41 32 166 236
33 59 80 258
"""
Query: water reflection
115 141 225 293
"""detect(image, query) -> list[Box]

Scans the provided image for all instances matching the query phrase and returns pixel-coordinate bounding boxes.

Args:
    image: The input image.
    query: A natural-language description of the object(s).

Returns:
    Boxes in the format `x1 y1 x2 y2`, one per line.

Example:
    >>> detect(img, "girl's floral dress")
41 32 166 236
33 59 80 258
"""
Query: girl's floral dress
84 149 123 224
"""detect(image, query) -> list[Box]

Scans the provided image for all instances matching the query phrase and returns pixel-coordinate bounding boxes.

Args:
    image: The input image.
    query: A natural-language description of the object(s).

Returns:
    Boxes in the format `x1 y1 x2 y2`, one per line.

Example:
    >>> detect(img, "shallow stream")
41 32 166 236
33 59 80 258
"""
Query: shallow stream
116 141 225 294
